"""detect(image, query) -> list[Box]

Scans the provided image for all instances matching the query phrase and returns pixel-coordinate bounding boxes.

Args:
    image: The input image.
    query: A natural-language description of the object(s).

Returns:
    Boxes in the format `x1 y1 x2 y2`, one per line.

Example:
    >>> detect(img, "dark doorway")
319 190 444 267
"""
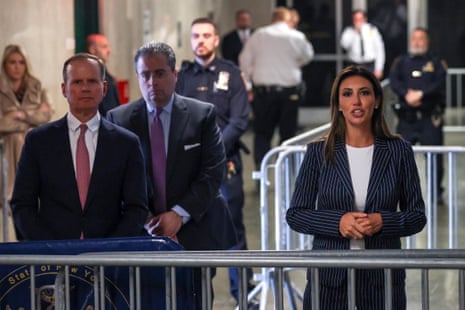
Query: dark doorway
74 0 99 53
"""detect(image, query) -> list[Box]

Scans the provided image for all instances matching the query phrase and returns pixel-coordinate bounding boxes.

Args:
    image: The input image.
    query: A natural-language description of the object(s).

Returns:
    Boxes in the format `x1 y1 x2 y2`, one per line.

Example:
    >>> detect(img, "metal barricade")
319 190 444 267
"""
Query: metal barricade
252 138 465 309
0 141 9 242
446 68 465 125
0 250 465 310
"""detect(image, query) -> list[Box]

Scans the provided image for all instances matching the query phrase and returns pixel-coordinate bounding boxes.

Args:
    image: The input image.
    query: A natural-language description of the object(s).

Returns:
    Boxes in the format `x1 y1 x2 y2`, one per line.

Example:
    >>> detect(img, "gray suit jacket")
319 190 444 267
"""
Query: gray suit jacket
107 94 236 250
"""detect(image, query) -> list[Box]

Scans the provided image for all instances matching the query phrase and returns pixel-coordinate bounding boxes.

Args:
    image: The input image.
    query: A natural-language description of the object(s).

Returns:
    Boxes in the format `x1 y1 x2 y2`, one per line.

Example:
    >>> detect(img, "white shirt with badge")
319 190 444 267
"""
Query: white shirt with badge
340 22 385 72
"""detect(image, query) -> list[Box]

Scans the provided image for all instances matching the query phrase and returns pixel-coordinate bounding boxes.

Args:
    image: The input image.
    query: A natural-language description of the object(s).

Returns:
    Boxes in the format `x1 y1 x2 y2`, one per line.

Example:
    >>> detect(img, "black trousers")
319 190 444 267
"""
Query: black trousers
397 114 444 195
252 85 300 167
303 269 406 310
220 153 254 300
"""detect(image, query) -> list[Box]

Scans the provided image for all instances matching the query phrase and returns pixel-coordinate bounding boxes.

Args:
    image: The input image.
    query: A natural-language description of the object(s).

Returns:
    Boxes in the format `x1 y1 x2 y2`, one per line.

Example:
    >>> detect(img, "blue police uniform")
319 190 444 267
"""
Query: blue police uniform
175 56 253 301
389 52 447 199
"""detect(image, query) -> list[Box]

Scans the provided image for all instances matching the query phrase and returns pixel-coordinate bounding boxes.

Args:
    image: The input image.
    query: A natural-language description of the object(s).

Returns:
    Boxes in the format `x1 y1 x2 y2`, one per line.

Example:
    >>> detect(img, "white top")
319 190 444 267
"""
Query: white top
239 22 314 87
346 144 374 250
340 22 385 72
67 112 100 175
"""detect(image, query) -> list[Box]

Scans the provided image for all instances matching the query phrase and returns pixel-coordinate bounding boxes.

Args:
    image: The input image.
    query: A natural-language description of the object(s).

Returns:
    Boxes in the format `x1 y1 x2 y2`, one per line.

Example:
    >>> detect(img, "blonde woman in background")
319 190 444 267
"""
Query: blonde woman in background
0 45 53 214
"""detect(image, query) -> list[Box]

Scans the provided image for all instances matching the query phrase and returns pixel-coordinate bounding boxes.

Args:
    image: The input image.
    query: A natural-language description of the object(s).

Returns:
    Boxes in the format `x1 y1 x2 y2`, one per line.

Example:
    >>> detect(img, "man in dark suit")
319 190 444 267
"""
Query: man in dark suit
10 53 148 240
106 42 236 308
86 34 121 116
221 9 253 66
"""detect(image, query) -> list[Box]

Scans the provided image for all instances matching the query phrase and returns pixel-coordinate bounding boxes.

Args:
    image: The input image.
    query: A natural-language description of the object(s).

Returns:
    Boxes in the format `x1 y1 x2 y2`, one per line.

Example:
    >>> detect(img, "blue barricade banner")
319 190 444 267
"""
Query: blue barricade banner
0 236 195 309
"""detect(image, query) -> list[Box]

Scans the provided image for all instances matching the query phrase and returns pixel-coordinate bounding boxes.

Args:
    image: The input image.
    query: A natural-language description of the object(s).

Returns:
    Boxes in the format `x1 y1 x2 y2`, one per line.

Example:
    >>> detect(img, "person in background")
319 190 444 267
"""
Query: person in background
11 53 148 240
286 66 426 309
106 42 236 309
221 9 253 66
86 34 120 116
0 45 53 215
389 27 447 204
288 8 300 29
176 17 255 307
340 10 385 80
239 6 314 168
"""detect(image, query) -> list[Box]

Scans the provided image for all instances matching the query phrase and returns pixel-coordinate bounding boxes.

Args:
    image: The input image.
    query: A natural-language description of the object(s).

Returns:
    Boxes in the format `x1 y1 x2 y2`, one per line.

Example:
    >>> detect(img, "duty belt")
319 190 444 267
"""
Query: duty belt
398 110 432 122
253 85 299 93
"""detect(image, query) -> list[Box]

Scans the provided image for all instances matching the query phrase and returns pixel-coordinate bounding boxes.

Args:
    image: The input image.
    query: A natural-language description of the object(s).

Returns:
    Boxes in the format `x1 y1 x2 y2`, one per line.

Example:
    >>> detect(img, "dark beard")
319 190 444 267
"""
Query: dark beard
196 50 214 62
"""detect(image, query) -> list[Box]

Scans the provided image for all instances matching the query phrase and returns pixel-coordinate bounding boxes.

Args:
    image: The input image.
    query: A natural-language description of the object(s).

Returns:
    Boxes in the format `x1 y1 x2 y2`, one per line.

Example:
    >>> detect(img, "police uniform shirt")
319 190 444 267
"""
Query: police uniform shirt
340 22 385 72
389 52 447 112
175 56 249 155
239 21 314 87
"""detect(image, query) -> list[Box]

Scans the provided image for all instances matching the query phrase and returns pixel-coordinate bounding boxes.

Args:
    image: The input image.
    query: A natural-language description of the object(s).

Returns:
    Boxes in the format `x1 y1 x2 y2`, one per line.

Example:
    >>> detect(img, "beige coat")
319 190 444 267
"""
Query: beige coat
0 74 53 204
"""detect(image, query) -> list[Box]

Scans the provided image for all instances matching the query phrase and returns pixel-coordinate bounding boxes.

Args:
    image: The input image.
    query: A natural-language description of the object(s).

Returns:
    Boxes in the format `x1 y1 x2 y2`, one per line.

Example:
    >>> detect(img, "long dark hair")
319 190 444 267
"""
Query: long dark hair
323 65 397 163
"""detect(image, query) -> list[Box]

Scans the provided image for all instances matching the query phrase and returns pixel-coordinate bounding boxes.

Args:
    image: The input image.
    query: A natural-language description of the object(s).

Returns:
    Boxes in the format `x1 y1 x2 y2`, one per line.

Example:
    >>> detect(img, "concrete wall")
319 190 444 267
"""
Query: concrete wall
101 0 274 102
0 0 275 116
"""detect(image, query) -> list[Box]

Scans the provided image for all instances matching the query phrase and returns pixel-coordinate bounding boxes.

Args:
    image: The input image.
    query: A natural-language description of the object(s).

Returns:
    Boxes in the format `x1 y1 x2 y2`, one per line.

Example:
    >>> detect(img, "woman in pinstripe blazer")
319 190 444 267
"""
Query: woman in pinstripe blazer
286 66 426 310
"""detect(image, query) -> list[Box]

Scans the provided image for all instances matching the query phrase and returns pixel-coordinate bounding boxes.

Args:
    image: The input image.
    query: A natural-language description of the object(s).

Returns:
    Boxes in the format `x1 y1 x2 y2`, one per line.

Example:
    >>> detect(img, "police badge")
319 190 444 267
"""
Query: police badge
214 71 230 92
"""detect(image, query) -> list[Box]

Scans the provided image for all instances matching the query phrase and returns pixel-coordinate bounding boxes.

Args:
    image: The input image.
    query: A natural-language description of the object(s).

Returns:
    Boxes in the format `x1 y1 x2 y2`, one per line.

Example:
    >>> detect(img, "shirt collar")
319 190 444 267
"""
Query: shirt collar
67 112 100 133
145 94 174 116
193 56 218 74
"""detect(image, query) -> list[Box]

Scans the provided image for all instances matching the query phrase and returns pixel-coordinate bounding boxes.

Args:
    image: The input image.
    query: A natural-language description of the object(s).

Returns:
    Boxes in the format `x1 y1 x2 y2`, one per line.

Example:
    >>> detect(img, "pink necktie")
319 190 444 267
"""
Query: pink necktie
76 124 90 209
151 109 167 215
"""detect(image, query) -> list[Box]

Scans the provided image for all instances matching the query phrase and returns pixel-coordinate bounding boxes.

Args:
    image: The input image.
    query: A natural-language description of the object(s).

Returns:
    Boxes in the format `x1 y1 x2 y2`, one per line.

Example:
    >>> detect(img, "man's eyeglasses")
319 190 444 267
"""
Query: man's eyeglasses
137 70 169 82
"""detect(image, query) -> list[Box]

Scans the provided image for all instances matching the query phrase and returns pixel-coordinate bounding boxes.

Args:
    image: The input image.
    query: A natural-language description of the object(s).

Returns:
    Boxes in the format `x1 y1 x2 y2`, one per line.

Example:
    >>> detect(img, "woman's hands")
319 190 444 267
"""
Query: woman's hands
339 212 382 239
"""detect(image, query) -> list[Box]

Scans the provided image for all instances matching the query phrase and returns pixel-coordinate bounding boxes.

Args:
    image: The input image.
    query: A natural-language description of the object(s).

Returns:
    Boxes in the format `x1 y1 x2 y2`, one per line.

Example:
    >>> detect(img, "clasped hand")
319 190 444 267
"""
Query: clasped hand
144 211 183 243
339 212 382 240
405 89 423 107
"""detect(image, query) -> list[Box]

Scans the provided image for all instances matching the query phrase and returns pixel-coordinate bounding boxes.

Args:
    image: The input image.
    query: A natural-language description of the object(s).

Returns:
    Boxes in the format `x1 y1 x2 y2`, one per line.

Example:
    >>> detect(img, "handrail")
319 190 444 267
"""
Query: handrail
0 249 464 268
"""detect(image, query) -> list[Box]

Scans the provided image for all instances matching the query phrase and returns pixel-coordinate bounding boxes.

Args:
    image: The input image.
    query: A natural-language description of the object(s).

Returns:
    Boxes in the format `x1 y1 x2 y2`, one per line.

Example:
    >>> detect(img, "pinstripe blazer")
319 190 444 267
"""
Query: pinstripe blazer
286 137 426 288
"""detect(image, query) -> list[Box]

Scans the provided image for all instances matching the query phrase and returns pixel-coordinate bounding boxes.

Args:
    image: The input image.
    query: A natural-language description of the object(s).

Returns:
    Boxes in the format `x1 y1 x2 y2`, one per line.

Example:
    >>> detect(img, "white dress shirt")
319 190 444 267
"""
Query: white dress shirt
340 22 385 72
346 144 374 250
237 29 251 44
239 22 314 87
67 112 100 175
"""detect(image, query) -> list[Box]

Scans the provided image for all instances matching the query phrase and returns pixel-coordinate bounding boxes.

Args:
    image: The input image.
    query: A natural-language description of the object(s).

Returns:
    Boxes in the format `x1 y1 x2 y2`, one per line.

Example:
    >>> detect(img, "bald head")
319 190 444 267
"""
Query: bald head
272 7 291 24
86 34 111 63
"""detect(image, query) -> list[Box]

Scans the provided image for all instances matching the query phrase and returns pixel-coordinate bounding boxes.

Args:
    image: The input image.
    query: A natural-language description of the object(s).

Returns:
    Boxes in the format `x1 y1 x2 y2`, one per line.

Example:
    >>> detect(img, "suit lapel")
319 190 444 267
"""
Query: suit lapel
129 99 150 150
128 100 151 174
166 95 189 183
85 119 112 207
54 116 84 211
334 140 355 203
234 31 243 48
365 138 390 208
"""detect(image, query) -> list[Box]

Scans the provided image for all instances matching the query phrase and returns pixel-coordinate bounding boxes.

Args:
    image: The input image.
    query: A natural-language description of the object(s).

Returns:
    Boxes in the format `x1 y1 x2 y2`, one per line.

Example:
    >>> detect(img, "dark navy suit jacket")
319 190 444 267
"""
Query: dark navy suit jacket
286 137 426 307
221 29 253 66
107 94 237 251
11 116 148 240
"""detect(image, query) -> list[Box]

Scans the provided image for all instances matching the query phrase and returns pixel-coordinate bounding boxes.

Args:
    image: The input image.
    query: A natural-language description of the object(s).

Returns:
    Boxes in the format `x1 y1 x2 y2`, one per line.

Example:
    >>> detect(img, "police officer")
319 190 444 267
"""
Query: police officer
389 27 447 203
175 17 255 305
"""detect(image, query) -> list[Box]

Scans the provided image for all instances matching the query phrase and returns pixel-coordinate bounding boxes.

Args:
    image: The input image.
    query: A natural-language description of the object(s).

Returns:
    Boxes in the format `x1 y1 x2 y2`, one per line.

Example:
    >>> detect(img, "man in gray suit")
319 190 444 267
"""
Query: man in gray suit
107 42 236 308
